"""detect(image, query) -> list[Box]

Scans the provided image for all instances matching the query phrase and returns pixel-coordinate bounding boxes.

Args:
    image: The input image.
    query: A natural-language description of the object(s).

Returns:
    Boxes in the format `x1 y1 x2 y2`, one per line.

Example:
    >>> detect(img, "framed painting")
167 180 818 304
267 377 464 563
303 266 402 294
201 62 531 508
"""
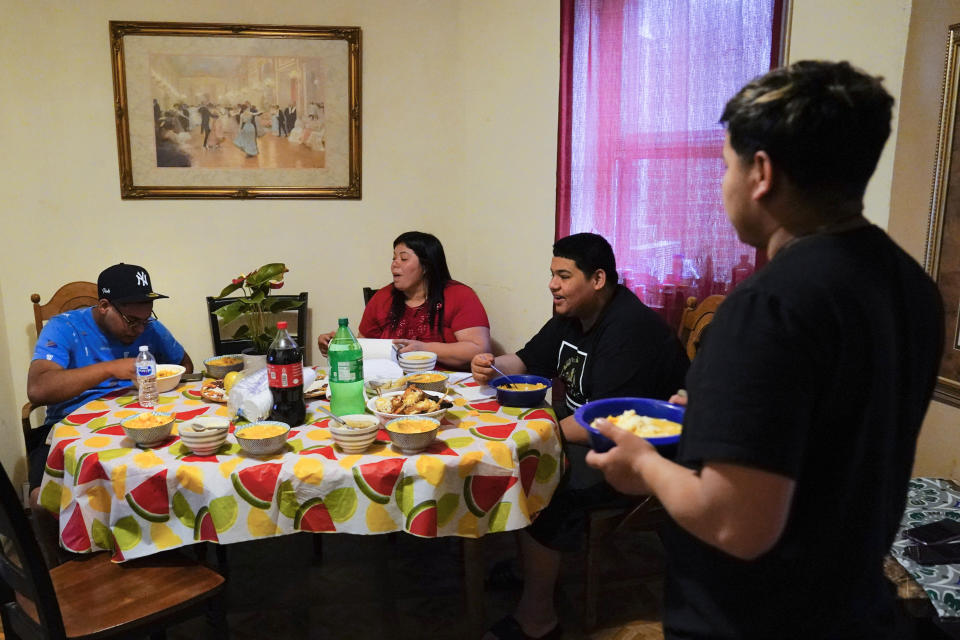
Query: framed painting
109 21 361 199
926 23 960 407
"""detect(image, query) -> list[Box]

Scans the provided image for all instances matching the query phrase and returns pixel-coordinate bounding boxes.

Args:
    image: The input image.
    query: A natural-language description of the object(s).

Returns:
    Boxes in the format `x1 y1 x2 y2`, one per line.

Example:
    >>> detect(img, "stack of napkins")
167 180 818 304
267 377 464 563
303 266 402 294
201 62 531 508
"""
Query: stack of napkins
228 366 317 422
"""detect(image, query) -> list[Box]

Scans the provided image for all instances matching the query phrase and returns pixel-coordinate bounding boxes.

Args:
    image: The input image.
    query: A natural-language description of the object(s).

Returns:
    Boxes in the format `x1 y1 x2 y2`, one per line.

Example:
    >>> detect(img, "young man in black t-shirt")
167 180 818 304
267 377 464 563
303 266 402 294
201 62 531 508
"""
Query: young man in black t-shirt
472 233 688 640
587 61 943 639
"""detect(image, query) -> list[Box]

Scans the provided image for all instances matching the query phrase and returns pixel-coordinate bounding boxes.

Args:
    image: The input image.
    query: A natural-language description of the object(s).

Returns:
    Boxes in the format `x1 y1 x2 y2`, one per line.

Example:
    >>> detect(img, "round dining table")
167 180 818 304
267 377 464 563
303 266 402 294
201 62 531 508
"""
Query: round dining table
37 372 564 564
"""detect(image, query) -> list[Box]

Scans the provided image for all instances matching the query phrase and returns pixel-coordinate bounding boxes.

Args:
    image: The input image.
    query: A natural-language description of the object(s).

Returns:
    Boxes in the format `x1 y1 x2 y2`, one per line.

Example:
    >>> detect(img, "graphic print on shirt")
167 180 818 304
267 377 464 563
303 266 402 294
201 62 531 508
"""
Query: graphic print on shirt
557 340 587 411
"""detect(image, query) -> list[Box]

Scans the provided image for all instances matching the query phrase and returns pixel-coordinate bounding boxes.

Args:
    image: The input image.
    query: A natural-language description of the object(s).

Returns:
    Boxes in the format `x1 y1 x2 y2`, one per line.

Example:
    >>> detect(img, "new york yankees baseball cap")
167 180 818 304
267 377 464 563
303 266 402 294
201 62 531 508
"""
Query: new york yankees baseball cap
97 263 169 304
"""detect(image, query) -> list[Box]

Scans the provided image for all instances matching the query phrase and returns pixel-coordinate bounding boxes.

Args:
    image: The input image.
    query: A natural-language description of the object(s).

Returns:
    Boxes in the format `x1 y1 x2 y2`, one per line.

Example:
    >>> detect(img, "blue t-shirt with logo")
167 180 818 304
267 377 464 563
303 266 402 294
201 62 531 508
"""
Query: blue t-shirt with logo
32 307 186 425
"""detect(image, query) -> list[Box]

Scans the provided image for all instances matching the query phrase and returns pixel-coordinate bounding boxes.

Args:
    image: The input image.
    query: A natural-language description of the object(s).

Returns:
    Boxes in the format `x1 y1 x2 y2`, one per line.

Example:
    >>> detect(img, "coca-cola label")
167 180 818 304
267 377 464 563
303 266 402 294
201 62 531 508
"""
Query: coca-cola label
267 362 303 389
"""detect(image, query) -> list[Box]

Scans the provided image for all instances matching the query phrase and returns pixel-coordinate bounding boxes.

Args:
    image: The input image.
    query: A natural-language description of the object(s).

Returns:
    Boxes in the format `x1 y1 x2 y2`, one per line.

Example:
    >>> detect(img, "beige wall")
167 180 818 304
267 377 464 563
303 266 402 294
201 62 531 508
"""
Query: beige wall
0 0 558 485
1 0 952 483
890 1 960 479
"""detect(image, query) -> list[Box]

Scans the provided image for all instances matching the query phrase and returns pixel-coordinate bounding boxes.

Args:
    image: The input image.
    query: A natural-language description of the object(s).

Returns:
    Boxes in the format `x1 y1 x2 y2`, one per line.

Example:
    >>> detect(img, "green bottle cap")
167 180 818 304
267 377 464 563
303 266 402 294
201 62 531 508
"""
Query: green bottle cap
338 318 348 325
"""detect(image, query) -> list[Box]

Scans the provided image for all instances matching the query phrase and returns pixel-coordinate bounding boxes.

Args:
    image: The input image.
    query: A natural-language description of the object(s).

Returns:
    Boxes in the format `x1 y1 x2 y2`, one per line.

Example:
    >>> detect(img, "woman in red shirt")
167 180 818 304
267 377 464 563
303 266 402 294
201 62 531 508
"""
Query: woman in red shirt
318 231 491 370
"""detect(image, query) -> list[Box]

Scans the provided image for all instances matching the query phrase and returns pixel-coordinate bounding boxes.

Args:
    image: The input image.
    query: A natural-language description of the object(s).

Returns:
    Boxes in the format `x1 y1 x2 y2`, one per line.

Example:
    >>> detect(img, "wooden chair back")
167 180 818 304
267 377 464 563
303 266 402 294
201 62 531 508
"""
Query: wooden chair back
677 294 725 360
31 282 99 339
206 292 309 358
362 287 377 306
24 282 100 451
0 459 227 639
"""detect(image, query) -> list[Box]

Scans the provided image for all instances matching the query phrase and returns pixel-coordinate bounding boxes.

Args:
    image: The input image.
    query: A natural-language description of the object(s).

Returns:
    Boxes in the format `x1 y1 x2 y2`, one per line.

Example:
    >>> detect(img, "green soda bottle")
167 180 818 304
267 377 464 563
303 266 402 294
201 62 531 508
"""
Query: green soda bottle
328 318 365 415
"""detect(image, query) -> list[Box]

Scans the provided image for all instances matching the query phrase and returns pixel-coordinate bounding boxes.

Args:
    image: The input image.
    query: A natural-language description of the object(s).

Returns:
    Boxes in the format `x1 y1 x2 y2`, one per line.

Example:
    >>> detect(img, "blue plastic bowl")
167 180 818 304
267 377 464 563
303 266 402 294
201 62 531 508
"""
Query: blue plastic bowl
574 397 684 453
490 375 552 408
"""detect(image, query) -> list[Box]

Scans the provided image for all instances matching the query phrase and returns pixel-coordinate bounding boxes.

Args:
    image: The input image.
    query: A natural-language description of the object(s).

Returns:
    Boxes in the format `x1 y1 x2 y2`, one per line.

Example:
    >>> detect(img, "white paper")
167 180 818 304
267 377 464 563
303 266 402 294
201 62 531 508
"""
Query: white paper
358 338 398 361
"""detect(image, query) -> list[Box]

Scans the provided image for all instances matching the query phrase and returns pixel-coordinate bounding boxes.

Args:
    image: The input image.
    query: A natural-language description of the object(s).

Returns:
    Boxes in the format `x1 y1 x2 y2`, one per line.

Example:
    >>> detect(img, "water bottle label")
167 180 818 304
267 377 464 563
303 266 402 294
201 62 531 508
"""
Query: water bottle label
137 364 155 377
267 363 303 389
333 360 362 383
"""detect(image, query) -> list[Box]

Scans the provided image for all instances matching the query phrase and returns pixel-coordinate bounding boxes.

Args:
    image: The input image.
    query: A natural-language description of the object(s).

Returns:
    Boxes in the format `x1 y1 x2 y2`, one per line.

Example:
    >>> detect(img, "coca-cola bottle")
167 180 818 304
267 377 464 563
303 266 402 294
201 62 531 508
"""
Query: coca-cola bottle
266 321 306 426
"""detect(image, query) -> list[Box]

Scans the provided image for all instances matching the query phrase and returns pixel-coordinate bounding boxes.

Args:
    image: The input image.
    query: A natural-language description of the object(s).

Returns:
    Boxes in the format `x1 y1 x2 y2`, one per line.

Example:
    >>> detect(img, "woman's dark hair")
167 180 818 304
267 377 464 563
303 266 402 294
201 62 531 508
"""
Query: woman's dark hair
553 233 618 289
388 231 453 332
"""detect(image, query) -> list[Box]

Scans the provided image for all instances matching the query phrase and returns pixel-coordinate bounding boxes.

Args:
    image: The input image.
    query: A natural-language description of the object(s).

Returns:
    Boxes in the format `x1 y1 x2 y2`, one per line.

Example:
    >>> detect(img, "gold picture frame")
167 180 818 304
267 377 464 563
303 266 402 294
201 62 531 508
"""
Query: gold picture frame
926 23 960 407
109 21 361 199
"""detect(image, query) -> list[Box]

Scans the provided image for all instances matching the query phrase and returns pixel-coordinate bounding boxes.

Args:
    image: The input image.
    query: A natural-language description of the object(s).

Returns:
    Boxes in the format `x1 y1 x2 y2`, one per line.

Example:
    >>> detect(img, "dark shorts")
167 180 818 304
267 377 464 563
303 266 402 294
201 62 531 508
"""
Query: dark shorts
526 444 634 552
27 424 54 490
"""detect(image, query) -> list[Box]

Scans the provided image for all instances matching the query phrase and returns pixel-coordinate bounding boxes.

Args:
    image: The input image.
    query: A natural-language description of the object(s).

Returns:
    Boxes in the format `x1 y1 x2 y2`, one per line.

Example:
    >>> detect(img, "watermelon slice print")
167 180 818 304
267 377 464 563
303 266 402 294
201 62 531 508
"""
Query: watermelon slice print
405 500 437 538
464 475 519 517
520 407 555 421
61 504 91 553
300 445 337 460
231 463 282 509
469 423 518 441
193 506 219 542
518 450 540 496
92 424 126 436
181 388 204 401
294 497 336 532
44 438 78 478
353 458 406 505
174 408 209 422
468 400 501 412
423 441 459 456
63 410 110 426
75 452 109 485
125 469 169 523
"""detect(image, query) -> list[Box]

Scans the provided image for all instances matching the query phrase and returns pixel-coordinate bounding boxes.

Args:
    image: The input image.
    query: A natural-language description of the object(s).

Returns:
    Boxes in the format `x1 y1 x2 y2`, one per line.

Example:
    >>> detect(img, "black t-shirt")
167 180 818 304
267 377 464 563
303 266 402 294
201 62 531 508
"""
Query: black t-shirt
664 225 943 640
516 285 689 419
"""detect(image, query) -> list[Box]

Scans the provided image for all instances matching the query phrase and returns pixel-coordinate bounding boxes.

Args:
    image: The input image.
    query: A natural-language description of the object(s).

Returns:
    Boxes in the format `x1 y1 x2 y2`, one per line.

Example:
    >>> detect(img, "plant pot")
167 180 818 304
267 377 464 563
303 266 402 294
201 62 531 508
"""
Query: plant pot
241 348 267 373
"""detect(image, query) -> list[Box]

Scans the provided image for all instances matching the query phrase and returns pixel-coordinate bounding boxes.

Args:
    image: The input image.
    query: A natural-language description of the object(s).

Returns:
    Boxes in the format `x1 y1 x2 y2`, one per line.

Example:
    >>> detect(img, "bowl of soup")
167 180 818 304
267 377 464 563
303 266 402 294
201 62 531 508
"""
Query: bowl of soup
574 397 684 455
179 417 230 455
203 354 245 379
402 371 449 393
490 374 552 408
385 416 440 454
120 410 176 446
234 421 291 456
155 364 186 393
328 414 380 453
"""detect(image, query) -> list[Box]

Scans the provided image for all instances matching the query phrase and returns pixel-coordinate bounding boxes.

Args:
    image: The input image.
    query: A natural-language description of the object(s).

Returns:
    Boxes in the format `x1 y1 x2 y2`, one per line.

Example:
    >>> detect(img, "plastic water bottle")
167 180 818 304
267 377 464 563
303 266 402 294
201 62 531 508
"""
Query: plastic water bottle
136 345 158 407
328 318 365 416
267 321 306 426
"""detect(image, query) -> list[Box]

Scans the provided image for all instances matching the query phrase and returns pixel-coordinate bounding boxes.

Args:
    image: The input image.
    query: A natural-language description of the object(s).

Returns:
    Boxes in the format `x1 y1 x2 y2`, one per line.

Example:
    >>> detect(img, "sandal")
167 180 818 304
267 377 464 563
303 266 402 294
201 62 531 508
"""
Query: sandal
486 615 561 640
486 558 523 589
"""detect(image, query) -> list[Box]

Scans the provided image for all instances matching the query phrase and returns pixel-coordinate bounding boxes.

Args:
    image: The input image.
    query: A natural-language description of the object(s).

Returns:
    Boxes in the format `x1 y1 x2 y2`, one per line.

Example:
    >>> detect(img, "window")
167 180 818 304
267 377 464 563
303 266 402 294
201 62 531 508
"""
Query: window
557 0 785 328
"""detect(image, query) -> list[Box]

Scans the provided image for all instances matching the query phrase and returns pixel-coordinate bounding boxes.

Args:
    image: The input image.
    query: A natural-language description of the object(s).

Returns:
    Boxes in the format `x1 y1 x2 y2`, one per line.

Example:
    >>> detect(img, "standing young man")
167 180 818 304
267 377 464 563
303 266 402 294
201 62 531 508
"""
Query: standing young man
472 232 688 640
588 61 943 639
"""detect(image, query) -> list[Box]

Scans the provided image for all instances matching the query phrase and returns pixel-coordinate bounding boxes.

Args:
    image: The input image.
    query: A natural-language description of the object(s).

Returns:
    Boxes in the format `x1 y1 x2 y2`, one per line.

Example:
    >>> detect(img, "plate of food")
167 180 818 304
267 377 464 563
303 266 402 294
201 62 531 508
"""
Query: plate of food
574 397 684 453
366 385 452 424
304 378 330 400
200 379 227 403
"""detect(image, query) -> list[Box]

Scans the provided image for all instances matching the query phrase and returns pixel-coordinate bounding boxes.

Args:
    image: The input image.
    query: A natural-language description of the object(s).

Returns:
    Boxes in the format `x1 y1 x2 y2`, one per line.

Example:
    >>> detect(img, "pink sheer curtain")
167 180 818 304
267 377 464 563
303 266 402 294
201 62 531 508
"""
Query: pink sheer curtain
557 0 779 329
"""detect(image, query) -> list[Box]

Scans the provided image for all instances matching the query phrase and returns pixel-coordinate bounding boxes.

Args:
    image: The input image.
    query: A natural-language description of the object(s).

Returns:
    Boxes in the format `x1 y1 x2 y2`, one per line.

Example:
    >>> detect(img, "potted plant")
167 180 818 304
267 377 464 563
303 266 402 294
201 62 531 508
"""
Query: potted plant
213 263 304 366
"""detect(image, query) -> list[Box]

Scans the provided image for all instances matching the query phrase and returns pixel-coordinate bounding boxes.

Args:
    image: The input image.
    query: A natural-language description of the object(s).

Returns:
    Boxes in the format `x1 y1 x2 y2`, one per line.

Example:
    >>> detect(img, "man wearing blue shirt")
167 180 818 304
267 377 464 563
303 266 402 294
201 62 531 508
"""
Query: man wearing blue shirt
26 263 193 500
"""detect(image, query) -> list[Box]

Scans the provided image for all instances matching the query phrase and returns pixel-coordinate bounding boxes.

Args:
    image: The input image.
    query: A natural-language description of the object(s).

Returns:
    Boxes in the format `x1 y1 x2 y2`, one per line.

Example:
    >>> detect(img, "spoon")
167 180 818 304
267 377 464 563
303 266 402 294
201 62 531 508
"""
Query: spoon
488 363 520 390
187 418 230 432
315 404 348 427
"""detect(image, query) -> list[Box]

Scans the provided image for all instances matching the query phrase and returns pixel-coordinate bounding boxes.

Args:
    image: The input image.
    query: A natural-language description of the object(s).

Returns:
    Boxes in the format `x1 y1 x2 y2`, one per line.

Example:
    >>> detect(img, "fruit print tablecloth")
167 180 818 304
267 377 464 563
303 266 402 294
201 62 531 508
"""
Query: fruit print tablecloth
38 381 564 563
890 477 960 619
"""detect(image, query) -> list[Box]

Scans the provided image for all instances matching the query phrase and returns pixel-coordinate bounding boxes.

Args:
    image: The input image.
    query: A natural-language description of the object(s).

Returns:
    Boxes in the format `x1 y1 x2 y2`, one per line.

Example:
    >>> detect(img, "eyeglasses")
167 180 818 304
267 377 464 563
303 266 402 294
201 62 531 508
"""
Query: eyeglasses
112 304 158 329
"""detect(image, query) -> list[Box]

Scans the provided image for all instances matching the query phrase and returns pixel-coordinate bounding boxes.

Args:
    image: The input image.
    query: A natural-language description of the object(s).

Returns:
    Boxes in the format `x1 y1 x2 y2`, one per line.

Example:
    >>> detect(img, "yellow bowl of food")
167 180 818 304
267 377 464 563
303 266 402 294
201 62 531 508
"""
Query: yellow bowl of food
155 364 186 393
397 350 438 373
235 421 291 456
120 411 176 447
385 416 440 454
203 354 245 379
401 371 449 393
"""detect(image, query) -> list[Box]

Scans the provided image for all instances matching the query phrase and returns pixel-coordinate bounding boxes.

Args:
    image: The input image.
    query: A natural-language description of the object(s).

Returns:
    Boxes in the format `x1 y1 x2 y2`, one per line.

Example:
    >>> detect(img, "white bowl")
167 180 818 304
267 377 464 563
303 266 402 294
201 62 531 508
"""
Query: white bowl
155 364 186 393
120 411 175 446
401 371 449 393
328 414 379 453
384 416 440 454
235 421 291 456
366 389 449 425
397 351 437 372
178 417 230 455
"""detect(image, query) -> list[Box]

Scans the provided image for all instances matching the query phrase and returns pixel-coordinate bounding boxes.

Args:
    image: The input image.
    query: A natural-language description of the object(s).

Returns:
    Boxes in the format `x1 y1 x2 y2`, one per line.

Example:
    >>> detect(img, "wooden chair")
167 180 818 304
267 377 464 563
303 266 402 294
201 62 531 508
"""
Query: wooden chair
23 282 100 451
206 292 308 358
362 287 377 306
677 294 725 360
0 461 227 639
